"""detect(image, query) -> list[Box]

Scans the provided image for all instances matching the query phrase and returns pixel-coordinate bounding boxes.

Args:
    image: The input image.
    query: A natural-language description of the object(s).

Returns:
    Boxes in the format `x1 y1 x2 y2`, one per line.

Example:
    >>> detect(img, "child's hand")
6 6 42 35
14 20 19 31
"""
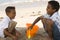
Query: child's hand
25 26 32 33
28 26 33 30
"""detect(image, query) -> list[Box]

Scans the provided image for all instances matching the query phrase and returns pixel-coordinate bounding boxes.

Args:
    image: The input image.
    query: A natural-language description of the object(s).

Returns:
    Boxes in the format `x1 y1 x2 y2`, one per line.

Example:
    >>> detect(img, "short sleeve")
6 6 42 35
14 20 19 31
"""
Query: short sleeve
43 14 50 19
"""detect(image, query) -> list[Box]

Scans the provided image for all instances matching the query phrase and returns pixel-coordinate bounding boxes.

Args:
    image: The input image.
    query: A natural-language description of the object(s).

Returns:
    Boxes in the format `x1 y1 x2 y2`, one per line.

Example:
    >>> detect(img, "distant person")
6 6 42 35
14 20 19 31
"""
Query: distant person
28 1 60 40
0 6 20 40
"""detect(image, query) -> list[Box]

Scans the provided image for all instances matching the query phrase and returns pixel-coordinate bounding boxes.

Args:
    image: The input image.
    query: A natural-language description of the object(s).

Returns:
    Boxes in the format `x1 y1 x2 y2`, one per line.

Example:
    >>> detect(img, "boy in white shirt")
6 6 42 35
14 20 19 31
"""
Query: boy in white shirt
0 6 20 40
28 1 60 40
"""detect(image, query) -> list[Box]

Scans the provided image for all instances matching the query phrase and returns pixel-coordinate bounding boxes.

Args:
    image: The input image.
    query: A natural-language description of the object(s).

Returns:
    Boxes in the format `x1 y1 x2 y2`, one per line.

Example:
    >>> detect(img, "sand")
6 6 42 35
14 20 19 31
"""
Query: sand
0 27 51 40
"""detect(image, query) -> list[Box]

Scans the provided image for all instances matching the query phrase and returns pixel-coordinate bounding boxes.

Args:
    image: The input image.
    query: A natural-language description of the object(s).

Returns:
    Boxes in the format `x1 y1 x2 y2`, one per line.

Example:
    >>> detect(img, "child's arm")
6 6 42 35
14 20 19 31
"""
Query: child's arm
4 28 17 40
29 16 43 29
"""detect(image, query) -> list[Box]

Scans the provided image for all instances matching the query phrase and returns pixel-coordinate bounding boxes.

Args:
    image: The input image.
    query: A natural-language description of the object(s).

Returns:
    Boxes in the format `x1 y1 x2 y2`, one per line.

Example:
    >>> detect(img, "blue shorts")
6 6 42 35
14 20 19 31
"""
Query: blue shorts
44 23 60 40
53 23 60 40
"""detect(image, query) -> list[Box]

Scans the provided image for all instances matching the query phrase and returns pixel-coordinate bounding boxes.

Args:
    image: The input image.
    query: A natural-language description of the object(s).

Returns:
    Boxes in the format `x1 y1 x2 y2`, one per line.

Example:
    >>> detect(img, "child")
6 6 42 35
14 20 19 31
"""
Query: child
28 1 60 40
0 6 20 40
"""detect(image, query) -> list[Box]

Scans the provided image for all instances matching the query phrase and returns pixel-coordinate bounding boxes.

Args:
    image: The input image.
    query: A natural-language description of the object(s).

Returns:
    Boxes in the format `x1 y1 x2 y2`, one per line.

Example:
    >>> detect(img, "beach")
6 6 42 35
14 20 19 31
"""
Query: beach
0 27 51 40
0 0 60 40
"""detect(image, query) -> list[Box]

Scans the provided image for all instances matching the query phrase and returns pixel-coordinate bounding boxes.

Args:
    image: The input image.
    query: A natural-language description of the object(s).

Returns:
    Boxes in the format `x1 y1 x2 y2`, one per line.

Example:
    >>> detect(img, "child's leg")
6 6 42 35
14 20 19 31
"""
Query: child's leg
4 28 18 40
42 19 53 39
9 29 21 40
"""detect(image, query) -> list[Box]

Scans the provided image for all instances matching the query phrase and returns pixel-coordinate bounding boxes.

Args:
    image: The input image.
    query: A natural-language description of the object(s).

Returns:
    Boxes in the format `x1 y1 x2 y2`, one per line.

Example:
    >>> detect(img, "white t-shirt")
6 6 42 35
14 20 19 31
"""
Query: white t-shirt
43 12 60 32
0 16 11 37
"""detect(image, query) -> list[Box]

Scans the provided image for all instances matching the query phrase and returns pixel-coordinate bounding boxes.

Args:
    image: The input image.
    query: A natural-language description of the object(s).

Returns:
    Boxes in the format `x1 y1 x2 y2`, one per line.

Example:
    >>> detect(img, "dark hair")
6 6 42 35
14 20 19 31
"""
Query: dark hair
5 6 15 13
48 1 60 12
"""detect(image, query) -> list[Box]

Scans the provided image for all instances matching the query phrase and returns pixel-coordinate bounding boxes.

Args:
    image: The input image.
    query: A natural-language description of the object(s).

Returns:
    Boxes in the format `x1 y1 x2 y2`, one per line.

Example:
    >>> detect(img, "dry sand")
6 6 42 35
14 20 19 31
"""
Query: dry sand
0 27 51 40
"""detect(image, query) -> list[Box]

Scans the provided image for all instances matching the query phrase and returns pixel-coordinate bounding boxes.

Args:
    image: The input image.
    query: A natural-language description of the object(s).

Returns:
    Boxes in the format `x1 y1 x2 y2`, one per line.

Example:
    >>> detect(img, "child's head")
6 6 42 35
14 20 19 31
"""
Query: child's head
5 6 16 19
46 1 60 16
